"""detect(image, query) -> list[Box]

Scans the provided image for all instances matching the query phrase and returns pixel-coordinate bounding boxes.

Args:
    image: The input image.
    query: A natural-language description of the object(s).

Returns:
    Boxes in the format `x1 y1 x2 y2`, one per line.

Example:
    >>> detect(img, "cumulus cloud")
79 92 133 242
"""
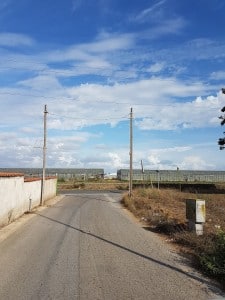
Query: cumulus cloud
0 74 220 132
135 93 222 130
0 33 35 47
18 75 62 91
147 154 161 166
0 26 224 171
180 156 214 170
210 71 225 80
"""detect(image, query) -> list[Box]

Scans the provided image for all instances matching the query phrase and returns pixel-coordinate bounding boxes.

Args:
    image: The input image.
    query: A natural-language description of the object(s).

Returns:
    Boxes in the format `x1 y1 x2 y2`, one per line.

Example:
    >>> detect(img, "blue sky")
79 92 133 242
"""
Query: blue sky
1 0 225 172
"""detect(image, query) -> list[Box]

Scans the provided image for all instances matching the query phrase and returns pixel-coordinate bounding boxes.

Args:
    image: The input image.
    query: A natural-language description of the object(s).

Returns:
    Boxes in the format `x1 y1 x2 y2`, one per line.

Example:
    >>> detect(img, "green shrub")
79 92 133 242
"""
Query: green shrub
200 230 225 279
58 177 66 183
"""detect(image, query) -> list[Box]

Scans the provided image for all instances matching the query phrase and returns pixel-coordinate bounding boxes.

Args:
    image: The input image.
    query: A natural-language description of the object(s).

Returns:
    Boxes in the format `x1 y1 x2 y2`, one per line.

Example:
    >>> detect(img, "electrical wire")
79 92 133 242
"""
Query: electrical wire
48 112 129 121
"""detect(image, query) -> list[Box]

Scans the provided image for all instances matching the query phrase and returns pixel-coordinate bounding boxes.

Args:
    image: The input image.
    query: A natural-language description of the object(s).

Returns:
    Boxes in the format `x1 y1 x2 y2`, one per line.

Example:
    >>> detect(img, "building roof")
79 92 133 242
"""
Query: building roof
0 172 24 177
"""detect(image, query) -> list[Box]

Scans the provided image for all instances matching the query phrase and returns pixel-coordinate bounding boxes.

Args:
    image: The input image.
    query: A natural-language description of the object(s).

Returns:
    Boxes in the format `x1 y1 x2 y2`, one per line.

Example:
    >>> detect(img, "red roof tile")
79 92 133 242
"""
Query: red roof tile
0 172 24 177
24 176 57 182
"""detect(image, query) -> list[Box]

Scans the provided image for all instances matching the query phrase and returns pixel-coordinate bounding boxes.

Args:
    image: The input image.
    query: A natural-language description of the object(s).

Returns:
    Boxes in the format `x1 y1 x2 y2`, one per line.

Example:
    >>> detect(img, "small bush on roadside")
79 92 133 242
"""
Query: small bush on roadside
138 188 148 197
58 177 66 183
73 183 80 188
117 185 128 190
175 230 225 286
199 230 225 280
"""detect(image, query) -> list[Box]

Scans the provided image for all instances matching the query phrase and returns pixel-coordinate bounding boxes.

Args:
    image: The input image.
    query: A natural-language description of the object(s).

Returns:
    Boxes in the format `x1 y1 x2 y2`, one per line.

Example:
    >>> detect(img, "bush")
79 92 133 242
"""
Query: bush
200 230 225 280
116 184 128 190
58 177 66 183
73 183 80 188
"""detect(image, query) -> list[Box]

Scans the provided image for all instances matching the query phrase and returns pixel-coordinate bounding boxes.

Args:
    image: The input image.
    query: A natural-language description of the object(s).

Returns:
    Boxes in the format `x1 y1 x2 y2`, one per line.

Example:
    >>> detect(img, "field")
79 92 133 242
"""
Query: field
57 178 128 190
122 186 225 232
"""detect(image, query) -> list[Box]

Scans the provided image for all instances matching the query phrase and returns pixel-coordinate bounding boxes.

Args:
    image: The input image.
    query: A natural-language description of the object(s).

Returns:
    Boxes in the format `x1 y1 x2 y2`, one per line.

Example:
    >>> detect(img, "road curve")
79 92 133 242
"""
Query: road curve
0 192 223 300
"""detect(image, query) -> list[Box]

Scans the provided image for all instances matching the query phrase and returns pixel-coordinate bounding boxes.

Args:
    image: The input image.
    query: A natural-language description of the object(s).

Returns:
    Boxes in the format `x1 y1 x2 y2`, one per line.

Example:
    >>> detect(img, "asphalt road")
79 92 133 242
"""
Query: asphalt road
0 192 223 300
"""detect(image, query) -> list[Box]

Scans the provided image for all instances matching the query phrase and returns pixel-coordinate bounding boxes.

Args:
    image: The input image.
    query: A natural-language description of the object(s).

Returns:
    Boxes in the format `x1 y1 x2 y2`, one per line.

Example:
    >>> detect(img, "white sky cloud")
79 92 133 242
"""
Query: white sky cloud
180 156 214 170
0 75 220 132
0 33 35 47
0 1 225 172
210 71 225 80
148 62 165 73
133 0 166 23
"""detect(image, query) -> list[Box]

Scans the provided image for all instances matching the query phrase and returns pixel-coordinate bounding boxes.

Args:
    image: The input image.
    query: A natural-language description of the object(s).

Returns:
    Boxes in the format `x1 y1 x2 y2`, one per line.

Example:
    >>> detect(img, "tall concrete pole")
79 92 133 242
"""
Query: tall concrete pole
141 159 144 187
41 104 48 206
129 107 133 197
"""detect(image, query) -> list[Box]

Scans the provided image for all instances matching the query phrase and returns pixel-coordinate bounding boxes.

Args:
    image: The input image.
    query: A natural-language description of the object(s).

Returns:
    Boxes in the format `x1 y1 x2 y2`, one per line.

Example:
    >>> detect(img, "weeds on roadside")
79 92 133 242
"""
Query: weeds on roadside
199 230 225 279
121 188 225 287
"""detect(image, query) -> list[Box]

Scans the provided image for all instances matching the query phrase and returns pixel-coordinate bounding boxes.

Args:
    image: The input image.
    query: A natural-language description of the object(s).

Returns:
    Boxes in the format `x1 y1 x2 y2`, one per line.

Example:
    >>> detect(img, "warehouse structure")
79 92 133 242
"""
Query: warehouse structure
0 168 104 180
117 169 225 183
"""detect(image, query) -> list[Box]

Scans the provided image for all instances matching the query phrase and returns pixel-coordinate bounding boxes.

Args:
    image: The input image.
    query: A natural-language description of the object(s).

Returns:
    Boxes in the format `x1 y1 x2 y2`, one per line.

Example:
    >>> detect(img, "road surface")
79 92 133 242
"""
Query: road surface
0 192 223 299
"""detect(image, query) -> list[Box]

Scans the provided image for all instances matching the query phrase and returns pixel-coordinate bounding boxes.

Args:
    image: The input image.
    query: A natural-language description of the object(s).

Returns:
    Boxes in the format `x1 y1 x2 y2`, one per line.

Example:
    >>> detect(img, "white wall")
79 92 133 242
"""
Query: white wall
24 180 42 212
0 175 57 228
0 176 25 226
44 177 57 201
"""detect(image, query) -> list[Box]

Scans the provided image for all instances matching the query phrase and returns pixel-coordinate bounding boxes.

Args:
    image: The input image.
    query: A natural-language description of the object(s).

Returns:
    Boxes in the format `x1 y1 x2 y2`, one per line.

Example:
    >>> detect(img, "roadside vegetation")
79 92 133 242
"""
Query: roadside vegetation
57 178 128 190
122 187 225 288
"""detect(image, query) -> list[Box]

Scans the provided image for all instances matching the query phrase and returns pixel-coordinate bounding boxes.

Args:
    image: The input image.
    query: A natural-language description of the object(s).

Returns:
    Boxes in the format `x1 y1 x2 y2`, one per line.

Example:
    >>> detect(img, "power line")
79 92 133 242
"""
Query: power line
48 112 129 121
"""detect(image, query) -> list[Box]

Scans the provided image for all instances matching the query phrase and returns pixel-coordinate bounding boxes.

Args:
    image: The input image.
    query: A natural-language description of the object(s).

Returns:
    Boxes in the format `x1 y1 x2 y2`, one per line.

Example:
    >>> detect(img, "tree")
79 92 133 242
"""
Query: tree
218 88 225 150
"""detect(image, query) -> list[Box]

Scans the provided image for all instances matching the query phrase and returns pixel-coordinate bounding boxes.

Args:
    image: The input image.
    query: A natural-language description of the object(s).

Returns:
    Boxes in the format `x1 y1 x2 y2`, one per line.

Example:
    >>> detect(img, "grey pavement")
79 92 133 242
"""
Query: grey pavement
0 192 224 300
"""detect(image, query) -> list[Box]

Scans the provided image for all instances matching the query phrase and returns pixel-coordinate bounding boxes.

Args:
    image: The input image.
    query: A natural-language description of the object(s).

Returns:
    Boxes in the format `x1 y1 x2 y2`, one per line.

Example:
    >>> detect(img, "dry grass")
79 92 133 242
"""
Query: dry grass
122 188 225 233
122 187 225 286
58 180 128 191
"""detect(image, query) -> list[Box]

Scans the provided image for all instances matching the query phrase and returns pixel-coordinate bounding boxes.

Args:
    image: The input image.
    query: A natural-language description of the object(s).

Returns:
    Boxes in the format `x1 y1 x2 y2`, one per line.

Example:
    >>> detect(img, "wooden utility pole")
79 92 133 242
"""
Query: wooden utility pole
40 104 48 206
129 107 133 197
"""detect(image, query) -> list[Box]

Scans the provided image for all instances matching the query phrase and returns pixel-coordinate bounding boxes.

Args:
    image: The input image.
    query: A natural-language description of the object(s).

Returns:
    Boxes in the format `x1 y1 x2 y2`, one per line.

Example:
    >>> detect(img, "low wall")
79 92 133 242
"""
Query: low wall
0 173 57 228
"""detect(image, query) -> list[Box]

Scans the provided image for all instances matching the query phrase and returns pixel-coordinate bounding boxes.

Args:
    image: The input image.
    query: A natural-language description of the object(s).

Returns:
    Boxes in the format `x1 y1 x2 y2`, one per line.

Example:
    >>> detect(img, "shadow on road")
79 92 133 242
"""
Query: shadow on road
34 210 224 297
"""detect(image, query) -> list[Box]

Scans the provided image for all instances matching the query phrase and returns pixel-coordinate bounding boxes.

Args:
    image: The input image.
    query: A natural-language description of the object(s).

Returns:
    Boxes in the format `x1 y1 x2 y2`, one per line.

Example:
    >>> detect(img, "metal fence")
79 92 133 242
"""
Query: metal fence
0 168 105 180
117 169 225 183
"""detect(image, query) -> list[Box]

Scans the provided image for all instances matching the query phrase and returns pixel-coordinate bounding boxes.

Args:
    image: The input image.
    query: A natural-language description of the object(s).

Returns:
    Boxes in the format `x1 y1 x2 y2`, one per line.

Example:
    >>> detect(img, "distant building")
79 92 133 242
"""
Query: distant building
54 168 104 180
117 169 225 183
0 168 104 180
104 173 117 179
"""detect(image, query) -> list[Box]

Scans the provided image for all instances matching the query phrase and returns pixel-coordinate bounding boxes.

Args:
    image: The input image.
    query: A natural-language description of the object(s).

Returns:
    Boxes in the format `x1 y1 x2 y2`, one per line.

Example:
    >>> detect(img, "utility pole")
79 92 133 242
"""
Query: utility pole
141 159 145 188
40 104 48 206
129 107 133 197
157 170 160 190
